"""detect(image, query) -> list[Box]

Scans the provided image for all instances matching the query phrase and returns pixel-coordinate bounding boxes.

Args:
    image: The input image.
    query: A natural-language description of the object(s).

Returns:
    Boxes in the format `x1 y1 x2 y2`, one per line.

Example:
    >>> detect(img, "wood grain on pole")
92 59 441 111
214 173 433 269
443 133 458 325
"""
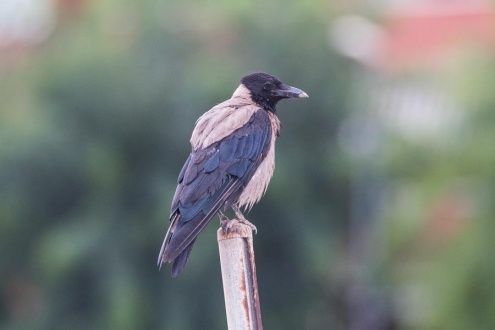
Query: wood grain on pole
217 222 263 330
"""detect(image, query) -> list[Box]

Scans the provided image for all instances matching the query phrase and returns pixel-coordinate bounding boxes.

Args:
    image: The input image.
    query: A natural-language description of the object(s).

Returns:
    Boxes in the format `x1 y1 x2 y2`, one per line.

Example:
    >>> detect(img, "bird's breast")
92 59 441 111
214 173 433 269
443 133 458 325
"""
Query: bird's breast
238 112 281 210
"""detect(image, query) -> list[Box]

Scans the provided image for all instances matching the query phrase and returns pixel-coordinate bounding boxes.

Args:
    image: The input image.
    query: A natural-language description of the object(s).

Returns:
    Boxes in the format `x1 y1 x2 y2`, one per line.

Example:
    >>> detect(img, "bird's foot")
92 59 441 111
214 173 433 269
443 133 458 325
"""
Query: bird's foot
235 217 257 234
218 210 231 230
218 208 257 234
222 218 241 232
232 205 257 234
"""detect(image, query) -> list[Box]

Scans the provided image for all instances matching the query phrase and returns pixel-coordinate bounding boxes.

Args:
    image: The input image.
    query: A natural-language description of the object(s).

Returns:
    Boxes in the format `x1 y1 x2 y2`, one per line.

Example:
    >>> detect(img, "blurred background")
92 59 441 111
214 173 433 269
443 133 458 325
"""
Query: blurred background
1 0 495 329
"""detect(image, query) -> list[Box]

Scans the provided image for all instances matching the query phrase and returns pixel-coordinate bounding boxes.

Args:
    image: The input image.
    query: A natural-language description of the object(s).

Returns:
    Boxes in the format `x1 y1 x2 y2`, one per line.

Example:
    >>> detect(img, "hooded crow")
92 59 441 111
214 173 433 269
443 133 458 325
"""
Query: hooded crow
158 72 308 276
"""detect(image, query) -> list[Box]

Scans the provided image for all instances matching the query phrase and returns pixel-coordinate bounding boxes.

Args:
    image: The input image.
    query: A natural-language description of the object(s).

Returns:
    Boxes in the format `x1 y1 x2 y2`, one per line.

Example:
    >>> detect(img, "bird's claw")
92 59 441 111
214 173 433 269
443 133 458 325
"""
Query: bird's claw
219 212 231 230
236 218 257 234
232 204 257 234
222 218 239 232
218 211 257 234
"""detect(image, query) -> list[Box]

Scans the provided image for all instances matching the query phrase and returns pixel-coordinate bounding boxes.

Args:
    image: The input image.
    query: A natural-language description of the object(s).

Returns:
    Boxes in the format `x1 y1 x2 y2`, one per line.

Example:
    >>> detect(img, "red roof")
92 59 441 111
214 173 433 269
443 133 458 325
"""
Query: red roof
378 1 495 71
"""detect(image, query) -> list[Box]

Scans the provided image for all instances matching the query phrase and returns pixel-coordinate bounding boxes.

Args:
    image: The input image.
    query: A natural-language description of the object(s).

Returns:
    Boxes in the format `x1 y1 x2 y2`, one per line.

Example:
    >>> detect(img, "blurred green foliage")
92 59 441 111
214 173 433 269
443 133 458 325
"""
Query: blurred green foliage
2 1 495 329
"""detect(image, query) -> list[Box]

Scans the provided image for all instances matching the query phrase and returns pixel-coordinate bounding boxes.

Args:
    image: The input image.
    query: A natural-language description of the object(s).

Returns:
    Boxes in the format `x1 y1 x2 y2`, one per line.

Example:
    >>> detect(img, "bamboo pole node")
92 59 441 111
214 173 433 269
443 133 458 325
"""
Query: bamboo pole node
217 221 263 330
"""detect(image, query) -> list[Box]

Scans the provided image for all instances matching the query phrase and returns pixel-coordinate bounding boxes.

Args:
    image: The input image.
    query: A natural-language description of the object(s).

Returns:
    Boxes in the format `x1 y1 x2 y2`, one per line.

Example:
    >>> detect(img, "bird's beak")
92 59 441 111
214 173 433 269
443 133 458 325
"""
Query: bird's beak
272 84 309 99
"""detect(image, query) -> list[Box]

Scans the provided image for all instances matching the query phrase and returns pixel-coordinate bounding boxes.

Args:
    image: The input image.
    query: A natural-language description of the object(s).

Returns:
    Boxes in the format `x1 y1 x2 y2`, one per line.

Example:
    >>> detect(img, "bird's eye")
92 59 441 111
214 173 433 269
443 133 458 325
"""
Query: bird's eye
263 82 273 90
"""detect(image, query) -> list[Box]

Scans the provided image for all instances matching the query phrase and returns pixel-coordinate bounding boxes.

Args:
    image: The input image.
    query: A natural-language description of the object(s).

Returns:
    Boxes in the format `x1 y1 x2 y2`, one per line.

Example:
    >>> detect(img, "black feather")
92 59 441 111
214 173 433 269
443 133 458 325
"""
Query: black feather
242 133 255 158
179 198 207 221
219 136 238 162
177 154 191 183
171 239 197 277
204 151 219 173
234 135 247 158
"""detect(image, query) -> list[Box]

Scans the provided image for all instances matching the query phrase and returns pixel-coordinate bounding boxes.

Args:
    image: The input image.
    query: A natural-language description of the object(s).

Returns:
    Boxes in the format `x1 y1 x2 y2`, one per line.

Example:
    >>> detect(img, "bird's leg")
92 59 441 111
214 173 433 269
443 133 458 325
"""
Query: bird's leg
218 210 231 230
218 209 244 232
232 204 257 234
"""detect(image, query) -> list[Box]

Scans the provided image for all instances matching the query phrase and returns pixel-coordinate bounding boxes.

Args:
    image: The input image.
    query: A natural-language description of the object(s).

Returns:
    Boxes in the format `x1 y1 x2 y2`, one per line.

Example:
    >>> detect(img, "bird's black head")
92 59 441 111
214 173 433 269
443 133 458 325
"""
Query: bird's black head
240 72 308 112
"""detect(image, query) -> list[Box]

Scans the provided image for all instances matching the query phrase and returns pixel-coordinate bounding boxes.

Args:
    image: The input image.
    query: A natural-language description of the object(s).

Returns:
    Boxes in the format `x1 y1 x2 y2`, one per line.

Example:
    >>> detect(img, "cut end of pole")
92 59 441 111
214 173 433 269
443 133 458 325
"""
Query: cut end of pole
217 222 253 241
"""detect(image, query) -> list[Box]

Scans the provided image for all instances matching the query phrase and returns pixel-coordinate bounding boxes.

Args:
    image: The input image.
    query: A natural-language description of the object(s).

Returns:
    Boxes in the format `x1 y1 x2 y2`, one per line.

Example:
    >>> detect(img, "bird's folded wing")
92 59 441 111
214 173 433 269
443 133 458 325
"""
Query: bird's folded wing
160 109 272 261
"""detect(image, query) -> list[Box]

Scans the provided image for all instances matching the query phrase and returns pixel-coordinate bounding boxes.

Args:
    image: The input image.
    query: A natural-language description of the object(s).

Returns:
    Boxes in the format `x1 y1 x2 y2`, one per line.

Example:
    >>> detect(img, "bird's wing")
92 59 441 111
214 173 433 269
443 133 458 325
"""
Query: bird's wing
158 109 272 274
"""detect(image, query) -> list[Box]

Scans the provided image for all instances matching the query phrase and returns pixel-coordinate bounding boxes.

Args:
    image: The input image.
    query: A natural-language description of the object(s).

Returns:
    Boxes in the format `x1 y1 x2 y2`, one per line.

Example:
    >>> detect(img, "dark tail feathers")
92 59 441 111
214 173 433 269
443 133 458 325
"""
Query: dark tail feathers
171 239 197 277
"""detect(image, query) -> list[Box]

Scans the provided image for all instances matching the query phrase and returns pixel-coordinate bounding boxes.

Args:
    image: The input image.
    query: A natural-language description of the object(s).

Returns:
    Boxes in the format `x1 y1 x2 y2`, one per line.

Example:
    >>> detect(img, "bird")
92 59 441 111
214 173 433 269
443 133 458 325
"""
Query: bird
158 72 308 276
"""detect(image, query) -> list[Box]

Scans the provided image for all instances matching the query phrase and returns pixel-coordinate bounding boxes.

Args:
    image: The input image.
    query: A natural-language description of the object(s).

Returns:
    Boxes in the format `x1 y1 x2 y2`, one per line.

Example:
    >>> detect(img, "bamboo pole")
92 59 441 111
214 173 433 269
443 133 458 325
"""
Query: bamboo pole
217 222 263 330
